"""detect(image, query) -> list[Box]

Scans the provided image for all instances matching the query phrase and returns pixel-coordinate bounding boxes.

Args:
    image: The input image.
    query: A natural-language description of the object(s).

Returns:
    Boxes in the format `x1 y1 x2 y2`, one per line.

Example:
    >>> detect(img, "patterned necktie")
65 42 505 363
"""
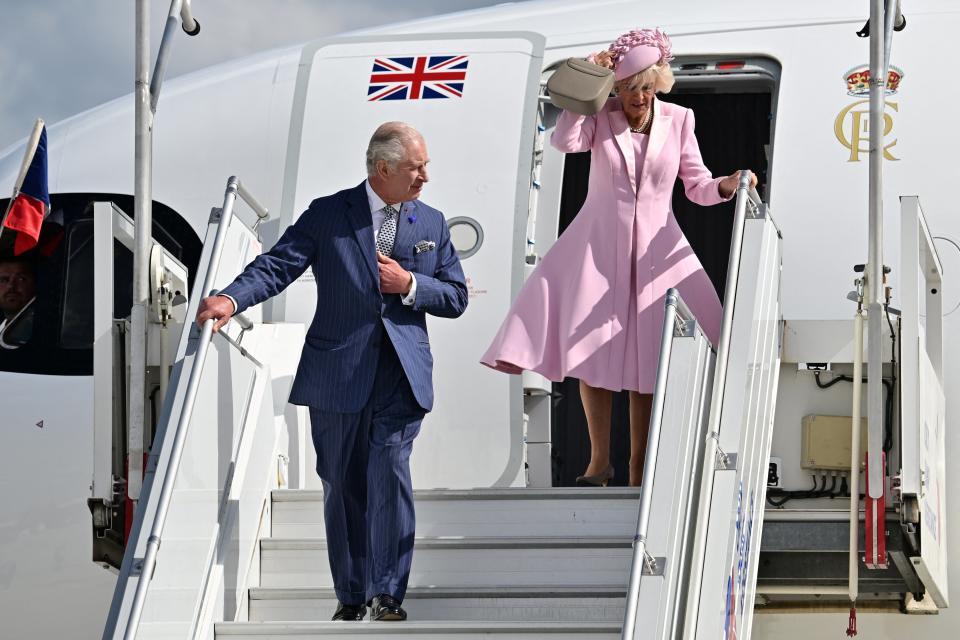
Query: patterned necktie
376 204 398 256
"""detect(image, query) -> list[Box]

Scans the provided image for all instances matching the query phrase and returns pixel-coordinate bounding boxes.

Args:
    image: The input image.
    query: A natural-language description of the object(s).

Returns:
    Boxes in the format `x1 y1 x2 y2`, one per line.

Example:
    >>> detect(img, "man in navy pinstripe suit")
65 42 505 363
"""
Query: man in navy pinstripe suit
196 122 468 622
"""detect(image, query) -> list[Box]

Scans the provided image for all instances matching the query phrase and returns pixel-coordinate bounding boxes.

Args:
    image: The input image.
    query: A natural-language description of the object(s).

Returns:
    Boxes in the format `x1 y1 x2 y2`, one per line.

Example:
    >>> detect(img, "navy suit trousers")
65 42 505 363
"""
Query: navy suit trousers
309 336 425 606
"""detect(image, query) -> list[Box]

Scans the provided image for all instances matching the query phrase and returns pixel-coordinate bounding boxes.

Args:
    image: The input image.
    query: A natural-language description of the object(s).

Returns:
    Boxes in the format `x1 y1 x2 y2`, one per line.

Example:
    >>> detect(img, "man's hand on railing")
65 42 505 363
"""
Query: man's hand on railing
195 295 234 333
718 169 757 200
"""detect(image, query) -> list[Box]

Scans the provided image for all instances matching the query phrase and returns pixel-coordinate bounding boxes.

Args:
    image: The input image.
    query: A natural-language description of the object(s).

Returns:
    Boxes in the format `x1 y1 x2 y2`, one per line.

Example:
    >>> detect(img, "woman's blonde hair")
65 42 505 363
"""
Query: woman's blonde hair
616 62 675 94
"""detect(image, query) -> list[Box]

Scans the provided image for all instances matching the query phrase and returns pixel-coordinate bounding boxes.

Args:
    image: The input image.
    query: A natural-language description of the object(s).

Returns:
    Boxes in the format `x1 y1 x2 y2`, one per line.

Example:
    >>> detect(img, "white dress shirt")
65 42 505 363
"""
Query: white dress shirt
366 180 417 306
219 180 416 314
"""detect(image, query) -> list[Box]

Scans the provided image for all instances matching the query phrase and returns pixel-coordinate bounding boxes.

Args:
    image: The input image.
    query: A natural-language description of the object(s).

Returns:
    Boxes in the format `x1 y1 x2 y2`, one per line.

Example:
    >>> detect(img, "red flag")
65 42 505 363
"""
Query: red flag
3 125 49 255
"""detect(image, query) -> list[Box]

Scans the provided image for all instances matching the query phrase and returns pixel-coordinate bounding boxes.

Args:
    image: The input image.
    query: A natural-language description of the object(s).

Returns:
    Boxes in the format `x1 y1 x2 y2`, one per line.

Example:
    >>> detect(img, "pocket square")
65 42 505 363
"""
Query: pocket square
414 240 436 254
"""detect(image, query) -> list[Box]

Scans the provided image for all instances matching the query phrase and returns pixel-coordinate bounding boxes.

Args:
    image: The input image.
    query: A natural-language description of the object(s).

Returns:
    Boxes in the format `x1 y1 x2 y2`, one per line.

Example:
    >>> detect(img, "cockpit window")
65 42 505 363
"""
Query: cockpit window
0 194 198 375
59 221 94 349
0 258 37 348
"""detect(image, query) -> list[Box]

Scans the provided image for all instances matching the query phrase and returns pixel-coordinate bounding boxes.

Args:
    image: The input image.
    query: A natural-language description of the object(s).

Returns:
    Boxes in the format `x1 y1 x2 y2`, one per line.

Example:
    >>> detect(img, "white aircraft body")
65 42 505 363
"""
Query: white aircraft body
0 0 957 638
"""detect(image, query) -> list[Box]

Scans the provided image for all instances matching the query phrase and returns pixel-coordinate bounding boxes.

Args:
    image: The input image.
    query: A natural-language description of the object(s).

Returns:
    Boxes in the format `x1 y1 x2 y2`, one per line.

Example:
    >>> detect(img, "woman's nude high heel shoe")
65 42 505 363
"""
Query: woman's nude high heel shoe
575 464 615 487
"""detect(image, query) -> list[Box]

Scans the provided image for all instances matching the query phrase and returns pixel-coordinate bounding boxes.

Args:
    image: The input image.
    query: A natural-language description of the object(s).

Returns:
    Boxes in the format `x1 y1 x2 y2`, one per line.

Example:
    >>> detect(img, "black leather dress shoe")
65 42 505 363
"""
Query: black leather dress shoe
331 602 366 621
369 594 407 621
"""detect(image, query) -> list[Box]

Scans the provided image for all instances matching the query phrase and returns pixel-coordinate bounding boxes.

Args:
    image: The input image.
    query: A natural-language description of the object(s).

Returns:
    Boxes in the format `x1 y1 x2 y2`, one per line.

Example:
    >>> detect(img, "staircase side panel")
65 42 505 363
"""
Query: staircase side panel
106 216 303 638
734 221 782 640
632 330 715 640
694 216 782 640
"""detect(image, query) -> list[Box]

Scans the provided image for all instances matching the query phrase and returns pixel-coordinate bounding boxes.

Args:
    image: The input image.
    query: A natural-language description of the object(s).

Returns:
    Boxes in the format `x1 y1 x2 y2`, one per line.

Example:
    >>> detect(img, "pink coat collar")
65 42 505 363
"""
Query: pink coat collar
608 97 672 194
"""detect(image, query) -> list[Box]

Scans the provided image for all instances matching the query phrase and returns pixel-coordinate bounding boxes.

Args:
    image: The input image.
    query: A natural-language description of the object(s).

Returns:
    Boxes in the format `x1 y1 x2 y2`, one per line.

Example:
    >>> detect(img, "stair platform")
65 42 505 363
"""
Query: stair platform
249 585 627 622
758 514 922 596
216 620 621 639
270 488 640 539
260 537 633 588
215 488 638 638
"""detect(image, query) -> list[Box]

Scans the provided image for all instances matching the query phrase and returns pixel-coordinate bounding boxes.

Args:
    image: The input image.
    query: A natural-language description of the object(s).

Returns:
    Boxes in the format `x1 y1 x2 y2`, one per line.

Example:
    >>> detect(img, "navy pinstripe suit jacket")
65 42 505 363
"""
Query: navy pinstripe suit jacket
220 181 468 413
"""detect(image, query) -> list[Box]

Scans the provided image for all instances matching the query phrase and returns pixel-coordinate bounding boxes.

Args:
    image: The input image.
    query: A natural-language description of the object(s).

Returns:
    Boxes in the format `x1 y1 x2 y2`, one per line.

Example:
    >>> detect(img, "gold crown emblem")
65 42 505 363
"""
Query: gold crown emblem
844 65 904 96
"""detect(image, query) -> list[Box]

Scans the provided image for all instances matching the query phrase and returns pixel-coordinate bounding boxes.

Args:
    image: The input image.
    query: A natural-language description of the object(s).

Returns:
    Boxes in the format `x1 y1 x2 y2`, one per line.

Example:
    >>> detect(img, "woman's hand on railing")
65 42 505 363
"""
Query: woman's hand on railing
195 295 234 333
718 169 757 200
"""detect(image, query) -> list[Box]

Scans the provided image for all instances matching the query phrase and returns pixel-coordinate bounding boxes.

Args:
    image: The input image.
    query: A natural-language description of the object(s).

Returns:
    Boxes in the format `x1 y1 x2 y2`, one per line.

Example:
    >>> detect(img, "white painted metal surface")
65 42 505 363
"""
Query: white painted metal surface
913 349 948 605
92 203 119 506
221 487 638 638
626 302 716 640
780 319 893 365
772 322 893 511
105 206 307 639
692 213 782 640
900 196 948 606
215 621 621 639
92 202 189 506
259 537 632 589
0 374 116 638
283 33 545 490
247 586 626 623
270 488 640 539
899 196 941 497
0 3 958 638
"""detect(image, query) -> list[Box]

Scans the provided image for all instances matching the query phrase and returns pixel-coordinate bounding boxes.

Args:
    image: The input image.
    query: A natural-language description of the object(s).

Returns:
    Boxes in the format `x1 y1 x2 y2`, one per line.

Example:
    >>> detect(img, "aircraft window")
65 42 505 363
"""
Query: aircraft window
0 194 196 375
60 221 95 348
0 261 36 349
0 301 35 348
447 217 484 260
58 225 133 349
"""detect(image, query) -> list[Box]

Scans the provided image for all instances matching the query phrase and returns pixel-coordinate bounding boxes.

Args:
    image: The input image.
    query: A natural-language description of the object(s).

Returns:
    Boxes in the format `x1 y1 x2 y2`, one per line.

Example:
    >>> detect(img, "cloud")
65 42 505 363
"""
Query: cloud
0 0 506 149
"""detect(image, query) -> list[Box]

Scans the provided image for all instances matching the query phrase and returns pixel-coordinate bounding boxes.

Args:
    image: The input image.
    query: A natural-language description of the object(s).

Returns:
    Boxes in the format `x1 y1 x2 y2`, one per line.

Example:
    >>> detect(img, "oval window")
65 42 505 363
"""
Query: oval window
446 217 484 260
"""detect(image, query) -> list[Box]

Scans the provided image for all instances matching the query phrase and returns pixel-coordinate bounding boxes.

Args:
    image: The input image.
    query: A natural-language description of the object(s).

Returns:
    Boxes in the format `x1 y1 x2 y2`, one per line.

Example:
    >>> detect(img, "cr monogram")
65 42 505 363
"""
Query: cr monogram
834 99 899 162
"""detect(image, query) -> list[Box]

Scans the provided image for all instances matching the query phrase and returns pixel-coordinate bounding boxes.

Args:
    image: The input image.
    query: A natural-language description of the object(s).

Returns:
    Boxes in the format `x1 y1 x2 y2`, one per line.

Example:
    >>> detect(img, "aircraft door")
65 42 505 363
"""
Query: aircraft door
88 202 189 568
281 33 545 488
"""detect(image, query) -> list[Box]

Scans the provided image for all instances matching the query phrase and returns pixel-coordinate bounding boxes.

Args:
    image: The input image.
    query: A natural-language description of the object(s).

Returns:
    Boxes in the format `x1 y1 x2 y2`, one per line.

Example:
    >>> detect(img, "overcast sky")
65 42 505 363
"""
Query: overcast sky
0 0 509 150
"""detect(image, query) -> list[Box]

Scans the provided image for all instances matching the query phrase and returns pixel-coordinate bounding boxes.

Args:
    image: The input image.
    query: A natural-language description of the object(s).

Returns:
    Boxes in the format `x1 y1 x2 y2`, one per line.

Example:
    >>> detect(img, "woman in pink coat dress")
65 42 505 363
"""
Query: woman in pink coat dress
481 28 756 487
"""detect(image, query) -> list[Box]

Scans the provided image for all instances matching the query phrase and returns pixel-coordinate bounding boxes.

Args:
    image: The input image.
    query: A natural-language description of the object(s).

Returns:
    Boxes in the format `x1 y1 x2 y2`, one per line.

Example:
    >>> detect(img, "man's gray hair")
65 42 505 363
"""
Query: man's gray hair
366 122 422 176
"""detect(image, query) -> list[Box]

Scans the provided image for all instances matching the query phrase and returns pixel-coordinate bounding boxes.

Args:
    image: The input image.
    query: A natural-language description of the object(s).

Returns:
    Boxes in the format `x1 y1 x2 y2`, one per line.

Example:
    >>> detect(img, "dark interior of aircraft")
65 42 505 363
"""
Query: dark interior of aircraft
551 82 773 486
0 195 199 376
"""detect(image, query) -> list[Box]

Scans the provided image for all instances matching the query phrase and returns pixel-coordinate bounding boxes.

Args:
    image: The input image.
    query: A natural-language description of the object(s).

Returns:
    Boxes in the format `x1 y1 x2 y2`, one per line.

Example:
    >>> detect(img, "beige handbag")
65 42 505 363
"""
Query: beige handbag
546 58 615 116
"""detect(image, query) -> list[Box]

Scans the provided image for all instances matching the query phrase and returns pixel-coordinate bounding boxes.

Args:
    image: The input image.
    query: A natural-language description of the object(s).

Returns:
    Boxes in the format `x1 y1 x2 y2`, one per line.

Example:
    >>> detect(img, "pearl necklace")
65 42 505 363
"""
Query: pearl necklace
629 107 653 134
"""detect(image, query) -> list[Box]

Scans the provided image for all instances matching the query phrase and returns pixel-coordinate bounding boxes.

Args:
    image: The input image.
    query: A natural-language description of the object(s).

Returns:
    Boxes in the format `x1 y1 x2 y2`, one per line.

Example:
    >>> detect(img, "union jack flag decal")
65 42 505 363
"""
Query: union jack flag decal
368 55 469 101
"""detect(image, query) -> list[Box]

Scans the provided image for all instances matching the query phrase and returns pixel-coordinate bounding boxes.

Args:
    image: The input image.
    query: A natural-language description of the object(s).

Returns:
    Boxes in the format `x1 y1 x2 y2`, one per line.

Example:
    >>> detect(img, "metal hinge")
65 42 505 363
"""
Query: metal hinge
673 316 697 338
708 432 738 470
632 535 667 576
641 551 667 576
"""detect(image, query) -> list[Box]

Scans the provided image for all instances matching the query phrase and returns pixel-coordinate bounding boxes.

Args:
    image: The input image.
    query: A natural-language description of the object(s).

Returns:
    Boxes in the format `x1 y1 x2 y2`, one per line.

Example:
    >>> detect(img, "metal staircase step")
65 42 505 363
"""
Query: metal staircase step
758 518 918 595
248 585 627 622
215 620 621 639
270 488 640 539
260 537 633 588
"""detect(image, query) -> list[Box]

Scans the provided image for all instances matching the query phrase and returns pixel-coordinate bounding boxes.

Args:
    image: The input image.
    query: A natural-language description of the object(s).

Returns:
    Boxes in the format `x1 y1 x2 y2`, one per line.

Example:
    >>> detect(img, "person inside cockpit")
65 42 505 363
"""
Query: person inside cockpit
0 256 37 348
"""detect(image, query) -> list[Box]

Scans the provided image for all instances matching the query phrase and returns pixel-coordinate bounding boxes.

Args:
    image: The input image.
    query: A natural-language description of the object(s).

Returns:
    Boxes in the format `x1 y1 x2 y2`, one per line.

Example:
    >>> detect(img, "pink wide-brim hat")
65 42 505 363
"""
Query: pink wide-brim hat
608 27 674 81
614 45 661 80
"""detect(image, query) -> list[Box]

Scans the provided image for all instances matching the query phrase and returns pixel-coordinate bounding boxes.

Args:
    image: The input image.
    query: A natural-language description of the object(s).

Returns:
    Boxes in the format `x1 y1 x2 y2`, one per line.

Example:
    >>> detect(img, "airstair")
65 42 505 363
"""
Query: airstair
219 488 633 638
101 175 783 639
211 174 781 640
102 172 947 640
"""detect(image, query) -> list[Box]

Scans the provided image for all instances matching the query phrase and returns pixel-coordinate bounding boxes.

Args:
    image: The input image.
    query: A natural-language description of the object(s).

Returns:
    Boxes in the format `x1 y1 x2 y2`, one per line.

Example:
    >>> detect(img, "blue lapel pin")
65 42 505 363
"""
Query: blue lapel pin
407 213 417 223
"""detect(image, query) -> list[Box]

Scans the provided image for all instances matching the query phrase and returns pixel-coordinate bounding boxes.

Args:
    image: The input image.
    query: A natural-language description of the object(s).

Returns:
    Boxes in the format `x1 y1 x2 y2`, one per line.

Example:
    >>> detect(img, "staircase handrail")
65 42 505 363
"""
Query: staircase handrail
117 176 269 639
619 172 770 639
621 287 705 639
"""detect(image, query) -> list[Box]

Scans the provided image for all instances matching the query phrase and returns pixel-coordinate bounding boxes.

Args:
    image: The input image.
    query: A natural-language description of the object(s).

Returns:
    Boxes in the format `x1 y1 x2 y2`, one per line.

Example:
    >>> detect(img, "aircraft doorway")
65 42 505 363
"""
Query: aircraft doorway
0 194 199 376
549 58 778 486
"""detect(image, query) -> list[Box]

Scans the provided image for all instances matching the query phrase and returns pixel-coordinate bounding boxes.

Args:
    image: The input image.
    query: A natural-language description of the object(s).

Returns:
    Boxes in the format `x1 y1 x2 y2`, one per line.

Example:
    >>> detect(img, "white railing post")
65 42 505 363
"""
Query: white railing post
678 172 760 639
621 289 696 639
117 177 268 639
